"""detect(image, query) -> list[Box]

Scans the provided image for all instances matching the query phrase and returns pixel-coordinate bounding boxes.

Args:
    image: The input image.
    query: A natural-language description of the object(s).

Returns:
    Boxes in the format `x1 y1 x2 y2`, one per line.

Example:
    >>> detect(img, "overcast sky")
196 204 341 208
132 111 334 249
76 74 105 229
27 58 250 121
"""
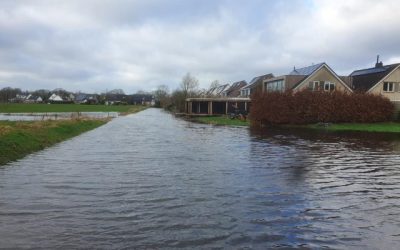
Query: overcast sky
1 0 400 93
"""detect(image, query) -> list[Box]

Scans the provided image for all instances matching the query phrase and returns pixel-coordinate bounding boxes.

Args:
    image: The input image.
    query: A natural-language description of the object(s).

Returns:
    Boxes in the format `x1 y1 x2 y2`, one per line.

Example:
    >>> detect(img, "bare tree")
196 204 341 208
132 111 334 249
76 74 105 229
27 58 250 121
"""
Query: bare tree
180 73 199 98
0 87 22 103
154 85 170 108
209 80 220 89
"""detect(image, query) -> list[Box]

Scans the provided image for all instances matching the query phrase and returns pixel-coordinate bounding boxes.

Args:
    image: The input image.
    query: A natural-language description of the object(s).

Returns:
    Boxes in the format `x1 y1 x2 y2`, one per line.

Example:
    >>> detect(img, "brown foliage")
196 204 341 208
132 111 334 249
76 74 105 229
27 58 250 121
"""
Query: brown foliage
250 90 394 125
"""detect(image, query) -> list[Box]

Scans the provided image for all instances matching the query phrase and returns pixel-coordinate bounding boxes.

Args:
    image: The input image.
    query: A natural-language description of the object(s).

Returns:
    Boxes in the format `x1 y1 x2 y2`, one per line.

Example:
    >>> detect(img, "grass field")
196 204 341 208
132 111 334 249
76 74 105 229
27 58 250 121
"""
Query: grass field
0 103 147 114
0 119 108 165
194 116 250 127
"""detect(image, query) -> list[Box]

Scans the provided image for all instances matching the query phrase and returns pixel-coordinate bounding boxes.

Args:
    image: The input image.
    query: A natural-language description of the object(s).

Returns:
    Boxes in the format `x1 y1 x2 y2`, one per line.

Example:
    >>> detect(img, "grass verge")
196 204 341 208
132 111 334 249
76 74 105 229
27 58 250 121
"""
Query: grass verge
304 122 400 133
0 119 107 166
0 103 147 114
192 116 400 133
194 116 250 127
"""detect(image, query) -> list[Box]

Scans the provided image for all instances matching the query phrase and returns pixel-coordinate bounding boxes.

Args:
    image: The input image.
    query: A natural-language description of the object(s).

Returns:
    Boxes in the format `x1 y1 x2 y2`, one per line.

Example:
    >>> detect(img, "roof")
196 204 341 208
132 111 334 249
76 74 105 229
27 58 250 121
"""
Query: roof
224 80 247 97
288 62 325 76
75 93 98 102
206 84 230 96
27 95 40 100
349 63 400 91
242 73 274 90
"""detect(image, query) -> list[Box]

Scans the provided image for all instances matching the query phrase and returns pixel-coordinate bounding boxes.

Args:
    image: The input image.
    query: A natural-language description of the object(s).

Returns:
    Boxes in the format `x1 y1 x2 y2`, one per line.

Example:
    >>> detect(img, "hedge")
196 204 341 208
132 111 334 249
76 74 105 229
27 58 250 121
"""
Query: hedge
250 90 394 125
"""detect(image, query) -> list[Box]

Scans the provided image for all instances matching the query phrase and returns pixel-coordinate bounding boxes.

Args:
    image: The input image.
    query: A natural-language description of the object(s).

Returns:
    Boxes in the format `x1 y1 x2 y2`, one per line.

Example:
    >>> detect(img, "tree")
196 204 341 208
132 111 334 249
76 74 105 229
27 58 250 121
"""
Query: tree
153 85 170 108
180 73 199 98
209 80 220 89
0 87 22 103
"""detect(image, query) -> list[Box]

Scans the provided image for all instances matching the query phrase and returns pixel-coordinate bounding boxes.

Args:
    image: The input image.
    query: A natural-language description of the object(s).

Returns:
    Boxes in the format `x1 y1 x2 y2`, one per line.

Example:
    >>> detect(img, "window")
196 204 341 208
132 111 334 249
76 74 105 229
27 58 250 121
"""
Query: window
383 82 394 92
266 80 284 92
309 81 321 91
324 82 335 91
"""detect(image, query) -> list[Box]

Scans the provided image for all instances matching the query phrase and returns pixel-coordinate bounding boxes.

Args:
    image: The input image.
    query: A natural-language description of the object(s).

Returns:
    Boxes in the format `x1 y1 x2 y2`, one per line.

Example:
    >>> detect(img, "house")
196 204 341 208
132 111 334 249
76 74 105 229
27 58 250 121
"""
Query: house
24 94 43 103
75 93 99 104
222 80 247 97
105 94 129 105
48 93 63 102
240 73 274 97
205 84 231 97
129 94 155 105
349 57 400 102
263 62 353 93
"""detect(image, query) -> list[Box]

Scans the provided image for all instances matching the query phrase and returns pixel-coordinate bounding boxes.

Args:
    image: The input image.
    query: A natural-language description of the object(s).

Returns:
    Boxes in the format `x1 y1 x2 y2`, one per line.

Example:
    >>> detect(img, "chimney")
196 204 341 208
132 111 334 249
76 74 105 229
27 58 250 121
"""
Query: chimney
375 55 383 68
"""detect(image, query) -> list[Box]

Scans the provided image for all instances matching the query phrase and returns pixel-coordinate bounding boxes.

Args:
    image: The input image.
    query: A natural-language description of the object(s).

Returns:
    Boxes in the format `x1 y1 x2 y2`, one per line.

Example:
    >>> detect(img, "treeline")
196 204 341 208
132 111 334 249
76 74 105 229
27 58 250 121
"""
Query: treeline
155 73 225 112
250 90 394 125
0 87 153 104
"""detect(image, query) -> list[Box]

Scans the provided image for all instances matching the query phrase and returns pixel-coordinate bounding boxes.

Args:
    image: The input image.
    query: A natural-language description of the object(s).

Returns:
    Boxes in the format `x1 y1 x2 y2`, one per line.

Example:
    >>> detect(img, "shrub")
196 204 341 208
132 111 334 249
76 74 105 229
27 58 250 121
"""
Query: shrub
250 90 394 125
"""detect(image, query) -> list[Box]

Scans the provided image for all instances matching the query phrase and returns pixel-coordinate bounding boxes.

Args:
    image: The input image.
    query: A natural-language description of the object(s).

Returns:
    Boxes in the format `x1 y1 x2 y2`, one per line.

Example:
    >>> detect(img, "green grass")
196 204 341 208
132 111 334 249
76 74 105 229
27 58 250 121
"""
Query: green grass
306 122 400 133
193 116 400 133
194 116 250 127
0 103 147 114
0 119 108 166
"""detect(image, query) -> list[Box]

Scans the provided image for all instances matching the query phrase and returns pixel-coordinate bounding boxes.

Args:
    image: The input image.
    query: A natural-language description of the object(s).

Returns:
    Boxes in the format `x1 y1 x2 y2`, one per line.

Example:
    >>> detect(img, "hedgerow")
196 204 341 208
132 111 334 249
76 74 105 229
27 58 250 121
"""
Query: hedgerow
250 90 394 125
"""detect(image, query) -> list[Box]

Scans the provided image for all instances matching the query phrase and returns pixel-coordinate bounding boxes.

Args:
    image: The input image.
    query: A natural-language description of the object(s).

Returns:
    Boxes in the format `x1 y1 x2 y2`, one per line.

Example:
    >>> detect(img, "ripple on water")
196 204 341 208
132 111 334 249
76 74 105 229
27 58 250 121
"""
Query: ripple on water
1 109 400 249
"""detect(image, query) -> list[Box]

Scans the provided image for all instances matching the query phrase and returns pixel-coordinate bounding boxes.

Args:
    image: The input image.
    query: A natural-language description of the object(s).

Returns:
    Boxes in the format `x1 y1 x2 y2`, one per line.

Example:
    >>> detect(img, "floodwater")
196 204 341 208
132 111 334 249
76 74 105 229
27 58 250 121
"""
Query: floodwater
0 112 118 121
1 108 400 249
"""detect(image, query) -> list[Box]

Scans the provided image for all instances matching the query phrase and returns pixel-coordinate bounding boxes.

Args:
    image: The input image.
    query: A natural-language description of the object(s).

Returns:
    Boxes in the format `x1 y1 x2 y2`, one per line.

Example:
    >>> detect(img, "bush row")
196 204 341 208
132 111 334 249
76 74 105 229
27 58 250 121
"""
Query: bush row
250 90 394 125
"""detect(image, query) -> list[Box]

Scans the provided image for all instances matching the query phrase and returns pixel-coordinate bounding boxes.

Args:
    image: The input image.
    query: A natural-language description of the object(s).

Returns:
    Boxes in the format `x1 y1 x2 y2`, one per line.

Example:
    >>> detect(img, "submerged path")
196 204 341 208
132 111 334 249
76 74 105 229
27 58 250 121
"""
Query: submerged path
1 108 400 249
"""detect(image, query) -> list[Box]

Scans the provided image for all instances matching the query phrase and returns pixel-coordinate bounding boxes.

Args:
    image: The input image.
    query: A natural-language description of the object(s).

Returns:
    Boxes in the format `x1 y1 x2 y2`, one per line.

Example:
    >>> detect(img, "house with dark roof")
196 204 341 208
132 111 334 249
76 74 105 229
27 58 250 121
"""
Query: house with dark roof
24 94 43 103
240 73 274 97
263 62 353 93
75 93 99 104
349 57 400 102
205 84 231 97
222 80 247 97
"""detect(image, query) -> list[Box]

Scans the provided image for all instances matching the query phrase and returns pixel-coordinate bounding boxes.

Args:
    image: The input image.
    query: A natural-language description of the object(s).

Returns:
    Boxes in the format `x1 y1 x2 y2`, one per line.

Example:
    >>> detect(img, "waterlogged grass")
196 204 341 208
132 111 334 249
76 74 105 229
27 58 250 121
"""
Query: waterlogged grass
0 119 107 165
195 116 250 127
306 122 400 133
193 115 400 133
0 103 147 114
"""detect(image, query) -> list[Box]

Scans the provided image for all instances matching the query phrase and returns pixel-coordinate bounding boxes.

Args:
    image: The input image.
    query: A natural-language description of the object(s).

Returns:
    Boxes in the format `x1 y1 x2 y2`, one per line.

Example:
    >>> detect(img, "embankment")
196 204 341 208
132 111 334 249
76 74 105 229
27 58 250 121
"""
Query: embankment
0 119 107 165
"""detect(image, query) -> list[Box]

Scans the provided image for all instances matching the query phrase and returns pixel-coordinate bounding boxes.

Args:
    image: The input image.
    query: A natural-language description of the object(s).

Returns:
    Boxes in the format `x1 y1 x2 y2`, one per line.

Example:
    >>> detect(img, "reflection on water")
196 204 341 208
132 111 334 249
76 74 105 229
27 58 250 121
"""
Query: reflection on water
0 109 400 249
0 112 118 121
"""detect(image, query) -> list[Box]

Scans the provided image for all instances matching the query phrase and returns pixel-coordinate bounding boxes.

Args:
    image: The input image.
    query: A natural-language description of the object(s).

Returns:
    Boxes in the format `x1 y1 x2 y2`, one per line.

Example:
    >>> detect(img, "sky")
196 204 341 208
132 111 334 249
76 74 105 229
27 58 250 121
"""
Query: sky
1 0 400 94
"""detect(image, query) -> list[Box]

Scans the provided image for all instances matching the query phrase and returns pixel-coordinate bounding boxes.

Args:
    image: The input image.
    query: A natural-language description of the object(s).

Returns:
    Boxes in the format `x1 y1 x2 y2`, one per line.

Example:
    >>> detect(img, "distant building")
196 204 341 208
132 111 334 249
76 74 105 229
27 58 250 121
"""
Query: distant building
75 93 99 104
25 94 43 103
48 93 64 102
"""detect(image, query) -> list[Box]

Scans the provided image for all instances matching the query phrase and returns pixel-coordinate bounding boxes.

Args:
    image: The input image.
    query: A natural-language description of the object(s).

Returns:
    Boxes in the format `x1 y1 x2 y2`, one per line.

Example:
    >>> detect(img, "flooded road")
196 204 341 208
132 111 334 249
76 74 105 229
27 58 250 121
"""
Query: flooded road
1 108 400 249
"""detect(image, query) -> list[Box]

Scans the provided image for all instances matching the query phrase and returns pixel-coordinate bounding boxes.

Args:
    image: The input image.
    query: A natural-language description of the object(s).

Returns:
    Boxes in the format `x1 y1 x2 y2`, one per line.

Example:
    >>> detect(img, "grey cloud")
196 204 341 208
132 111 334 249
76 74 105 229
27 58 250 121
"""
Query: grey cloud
1 0 400 93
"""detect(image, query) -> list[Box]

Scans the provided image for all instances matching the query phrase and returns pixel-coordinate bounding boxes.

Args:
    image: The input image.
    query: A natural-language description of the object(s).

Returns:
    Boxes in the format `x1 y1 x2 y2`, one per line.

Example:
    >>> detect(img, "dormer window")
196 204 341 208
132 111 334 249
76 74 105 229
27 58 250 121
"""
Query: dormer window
383 82 394 92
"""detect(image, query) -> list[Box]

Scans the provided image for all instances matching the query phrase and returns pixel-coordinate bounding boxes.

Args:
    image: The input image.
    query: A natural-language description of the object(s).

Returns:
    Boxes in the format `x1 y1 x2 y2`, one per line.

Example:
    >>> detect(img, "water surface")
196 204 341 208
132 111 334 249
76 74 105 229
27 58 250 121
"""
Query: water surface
0 112 118 121
1 108 400 249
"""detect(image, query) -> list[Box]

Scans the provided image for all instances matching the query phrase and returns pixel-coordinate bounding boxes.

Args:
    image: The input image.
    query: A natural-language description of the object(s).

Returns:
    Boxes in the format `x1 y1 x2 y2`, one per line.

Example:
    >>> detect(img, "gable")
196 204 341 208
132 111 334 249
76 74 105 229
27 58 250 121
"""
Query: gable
294 65 352 92
368 66 400 101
